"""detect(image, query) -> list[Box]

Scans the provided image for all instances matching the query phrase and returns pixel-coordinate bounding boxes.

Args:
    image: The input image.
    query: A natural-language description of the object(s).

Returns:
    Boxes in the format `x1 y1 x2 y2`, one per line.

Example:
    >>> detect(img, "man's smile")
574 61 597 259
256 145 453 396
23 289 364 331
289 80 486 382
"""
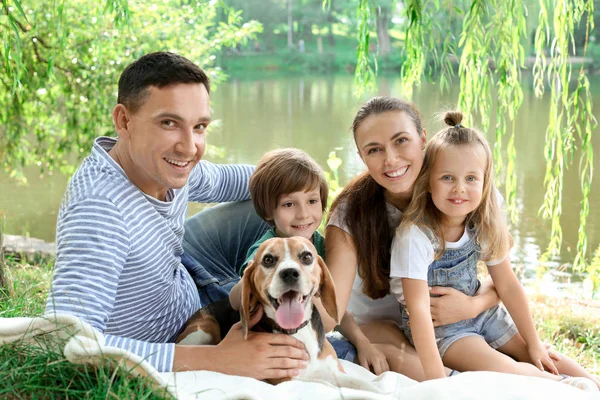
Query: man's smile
165 158 192 168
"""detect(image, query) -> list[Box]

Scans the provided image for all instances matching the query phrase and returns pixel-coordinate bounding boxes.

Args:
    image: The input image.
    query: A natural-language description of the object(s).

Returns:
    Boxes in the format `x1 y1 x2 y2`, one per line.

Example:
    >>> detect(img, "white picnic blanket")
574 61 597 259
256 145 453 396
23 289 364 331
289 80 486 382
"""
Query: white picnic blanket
0 313 597 400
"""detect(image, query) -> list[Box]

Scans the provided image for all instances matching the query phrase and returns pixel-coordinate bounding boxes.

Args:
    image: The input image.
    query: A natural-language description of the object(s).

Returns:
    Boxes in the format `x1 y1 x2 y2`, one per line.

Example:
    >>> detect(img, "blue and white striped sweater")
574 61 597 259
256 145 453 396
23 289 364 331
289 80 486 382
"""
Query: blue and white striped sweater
46 136 253 372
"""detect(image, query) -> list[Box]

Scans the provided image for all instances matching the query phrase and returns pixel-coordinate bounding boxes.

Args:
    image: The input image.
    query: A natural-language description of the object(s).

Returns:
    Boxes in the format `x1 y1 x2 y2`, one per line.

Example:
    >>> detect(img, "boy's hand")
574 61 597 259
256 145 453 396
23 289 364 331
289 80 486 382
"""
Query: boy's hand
356 342 389 375
527 341 558 375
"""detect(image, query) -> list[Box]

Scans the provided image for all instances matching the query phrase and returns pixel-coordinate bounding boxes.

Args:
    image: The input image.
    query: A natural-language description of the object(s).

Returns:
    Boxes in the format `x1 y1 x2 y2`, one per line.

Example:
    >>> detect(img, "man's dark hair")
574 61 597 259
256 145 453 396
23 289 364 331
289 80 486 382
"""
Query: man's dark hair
117 52 210 112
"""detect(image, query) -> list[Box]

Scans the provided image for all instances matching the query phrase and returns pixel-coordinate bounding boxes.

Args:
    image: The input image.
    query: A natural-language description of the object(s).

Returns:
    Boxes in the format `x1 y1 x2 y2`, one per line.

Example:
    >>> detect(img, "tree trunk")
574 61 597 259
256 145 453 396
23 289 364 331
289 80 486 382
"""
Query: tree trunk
288 0 294 48
325 0 335 46
0 223 7 294
375 7 391 56
327 23 335 46
326 1 335 46
302 22 314 42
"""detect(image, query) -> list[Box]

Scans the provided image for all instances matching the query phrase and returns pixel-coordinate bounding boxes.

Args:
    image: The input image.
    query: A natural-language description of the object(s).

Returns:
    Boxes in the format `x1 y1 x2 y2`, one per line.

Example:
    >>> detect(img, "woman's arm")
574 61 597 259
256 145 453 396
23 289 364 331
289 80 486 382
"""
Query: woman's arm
402 278 446 380
337 311 389 374
473 275 501 312
315 226 359 332
429 275 500 327
336 311 369 349
487 259 557 373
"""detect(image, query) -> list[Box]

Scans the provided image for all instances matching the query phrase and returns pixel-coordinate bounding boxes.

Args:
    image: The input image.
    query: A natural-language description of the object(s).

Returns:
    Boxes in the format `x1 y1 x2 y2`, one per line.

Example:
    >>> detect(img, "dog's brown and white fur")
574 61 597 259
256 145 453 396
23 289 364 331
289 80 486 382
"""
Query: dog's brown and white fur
177 236 343 384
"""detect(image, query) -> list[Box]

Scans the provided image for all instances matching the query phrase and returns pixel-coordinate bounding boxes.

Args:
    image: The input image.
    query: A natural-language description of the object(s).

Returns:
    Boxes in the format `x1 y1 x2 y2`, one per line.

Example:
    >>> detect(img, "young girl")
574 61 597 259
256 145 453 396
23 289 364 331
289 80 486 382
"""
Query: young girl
390 111 599 391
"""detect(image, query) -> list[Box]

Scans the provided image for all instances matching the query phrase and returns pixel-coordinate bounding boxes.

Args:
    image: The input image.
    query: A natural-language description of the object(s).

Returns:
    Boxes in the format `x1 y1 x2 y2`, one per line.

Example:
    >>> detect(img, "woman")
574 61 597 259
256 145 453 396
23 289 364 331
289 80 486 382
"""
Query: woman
318 96 501 380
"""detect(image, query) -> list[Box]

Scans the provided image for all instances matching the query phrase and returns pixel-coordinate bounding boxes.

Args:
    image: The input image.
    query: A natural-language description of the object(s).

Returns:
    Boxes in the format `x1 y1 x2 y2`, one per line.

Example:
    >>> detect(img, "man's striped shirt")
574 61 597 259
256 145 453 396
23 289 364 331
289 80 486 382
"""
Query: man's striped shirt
45 136 253 372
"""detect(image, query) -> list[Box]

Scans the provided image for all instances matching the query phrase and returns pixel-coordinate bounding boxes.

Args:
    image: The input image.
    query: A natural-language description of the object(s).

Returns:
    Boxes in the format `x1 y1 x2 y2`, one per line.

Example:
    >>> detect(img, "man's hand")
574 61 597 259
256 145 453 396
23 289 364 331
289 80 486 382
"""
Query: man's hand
214 305 310 380
174 305 309 379
429 286 476 327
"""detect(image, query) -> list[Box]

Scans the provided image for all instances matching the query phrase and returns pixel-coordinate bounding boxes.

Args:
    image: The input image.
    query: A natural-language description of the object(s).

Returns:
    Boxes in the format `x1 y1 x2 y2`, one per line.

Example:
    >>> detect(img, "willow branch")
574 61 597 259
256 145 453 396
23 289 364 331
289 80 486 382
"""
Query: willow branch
578 4 591 75
32 36 51 49
2 1 30 33
31 40 71 75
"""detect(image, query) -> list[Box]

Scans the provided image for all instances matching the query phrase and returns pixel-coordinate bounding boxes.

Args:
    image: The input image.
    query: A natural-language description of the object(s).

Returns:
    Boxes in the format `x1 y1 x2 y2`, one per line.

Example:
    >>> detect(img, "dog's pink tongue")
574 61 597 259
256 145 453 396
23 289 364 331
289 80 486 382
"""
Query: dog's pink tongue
275 292 304 330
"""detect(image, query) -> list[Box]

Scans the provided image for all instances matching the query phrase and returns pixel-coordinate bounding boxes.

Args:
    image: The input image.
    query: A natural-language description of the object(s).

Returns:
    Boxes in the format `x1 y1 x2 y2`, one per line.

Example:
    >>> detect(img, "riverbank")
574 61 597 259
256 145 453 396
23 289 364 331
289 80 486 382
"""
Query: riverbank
221 50 594 77
218 34 595 77
218 33 402 75
2 234 55 259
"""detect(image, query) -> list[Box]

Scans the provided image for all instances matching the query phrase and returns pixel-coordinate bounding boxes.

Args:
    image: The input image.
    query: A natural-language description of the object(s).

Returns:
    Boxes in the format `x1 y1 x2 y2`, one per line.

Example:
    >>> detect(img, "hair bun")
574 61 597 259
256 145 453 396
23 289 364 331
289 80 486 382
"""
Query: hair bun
443 111 463 127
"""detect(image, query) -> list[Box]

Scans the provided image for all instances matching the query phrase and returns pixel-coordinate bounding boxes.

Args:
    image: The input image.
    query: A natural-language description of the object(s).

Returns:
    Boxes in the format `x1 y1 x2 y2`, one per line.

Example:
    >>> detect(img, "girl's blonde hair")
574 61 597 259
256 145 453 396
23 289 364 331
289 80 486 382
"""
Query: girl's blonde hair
400 111 512 261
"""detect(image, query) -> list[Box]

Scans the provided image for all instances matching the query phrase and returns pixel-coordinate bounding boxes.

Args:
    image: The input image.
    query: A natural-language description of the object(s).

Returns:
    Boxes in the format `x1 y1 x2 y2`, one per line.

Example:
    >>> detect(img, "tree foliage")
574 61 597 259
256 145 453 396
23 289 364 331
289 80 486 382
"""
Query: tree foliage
0 0 261 181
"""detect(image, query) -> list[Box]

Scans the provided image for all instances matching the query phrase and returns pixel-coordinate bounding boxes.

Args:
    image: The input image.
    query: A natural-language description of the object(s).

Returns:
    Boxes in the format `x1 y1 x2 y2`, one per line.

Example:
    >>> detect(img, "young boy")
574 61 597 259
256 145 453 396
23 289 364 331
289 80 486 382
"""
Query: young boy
243 148 328 264
229 148 328 303
229 148 387 373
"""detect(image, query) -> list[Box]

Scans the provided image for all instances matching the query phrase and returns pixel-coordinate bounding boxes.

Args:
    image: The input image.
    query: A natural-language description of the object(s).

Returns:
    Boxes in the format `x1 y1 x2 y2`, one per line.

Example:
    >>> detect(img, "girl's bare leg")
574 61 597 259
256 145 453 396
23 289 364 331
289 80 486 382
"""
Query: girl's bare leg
360 320 453 381
443 335 562 380
498 333 600 389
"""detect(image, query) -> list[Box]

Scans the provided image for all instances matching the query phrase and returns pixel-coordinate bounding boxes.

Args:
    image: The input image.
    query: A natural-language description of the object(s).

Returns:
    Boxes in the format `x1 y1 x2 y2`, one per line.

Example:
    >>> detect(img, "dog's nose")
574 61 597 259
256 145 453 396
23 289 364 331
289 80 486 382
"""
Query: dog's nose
279 268 300 284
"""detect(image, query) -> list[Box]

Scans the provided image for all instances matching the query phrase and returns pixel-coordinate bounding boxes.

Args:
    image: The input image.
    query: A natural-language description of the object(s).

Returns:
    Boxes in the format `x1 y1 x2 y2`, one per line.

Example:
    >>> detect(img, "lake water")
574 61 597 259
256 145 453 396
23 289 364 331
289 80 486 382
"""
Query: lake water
2 74 599 296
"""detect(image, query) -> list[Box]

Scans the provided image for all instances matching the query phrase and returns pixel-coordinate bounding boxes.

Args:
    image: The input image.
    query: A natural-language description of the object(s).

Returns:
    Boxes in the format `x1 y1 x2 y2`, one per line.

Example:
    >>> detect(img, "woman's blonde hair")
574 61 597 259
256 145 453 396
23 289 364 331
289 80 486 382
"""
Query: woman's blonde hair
400 111 512 261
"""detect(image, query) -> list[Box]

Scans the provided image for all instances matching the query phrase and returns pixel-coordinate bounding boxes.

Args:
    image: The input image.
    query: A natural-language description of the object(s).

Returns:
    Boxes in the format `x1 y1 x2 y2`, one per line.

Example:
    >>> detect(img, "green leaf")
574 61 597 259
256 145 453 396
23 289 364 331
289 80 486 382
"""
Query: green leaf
11 0 29 22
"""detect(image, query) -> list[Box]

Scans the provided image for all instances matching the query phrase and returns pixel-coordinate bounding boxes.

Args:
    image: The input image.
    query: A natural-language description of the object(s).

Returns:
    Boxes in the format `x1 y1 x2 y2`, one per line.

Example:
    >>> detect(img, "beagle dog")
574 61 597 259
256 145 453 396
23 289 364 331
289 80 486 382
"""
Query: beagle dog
177 236 343 383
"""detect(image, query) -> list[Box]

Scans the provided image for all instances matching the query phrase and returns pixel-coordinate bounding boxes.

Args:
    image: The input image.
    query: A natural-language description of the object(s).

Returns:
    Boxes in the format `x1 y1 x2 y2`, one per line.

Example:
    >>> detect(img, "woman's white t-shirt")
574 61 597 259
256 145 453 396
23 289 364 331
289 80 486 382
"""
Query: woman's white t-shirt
327 201 403 326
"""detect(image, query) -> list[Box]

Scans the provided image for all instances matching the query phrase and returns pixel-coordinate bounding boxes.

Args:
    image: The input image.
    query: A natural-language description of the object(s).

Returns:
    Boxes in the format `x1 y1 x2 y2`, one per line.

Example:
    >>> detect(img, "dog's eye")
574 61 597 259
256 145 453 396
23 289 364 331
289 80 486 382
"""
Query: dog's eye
262 254 277 268
299 251 313 265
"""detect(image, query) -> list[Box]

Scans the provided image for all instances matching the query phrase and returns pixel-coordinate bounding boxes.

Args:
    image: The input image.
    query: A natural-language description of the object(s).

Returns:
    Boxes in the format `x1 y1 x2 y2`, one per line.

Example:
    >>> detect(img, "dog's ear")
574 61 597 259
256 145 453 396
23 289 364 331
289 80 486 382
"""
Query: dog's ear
316 255 339 324
240 260 258 340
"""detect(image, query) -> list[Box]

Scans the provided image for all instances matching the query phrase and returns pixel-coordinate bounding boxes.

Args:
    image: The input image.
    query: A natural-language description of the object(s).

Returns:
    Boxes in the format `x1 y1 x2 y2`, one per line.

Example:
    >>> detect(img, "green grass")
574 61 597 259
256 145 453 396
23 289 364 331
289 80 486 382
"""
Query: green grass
529 293 600 375
0 258 172 399
0 340 171 399
0 258 598 398
0 256 52 318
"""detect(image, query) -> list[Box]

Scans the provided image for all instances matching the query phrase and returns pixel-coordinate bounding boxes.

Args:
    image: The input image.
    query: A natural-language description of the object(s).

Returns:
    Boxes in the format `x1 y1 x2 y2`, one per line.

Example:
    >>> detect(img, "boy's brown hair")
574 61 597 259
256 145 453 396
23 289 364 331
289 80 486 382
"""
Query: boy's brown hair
250 148 329 225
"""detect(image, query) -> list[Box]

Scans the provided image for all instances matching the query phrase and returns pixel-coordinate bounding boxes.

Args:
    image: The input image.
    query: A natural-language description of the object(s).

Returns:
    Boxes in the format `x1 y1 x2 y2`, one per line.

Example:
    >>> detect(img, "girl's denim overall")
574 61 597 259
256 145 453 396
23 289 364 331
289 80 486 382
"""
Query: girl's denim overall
399 231 517 357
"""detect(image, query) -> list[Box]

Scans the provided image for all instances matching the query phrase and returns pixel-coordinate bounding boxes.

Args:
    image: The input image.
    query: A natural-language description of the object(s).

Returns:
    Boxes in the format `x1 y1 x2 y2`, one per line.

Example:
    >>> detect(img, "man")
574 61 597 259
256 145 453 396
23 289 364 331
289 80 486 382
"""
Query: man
46 52 309 379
